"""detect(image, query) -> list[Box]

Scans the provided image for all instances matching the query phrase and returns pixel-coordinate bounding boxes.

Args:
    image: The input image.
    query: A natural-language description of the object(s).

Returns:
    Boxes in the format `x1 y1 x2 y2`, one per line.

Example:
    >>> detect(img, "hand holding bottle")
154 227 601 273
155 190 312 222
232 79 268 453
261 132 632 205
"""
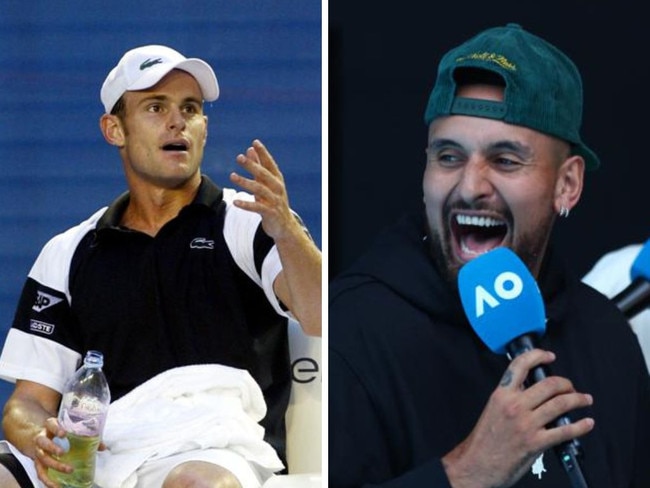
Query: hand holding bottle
34 417 74 488
47 350 111 488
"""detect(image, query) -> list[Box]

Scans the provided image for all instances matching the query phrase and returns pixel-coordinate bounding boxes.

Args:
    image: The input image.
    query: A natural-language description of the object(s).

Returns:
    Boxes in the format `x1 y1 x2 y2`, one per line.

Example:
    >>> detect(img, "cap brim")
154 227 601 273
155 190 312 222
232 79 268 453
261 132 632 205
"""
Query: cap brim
574 143 600 171
128 58 219 102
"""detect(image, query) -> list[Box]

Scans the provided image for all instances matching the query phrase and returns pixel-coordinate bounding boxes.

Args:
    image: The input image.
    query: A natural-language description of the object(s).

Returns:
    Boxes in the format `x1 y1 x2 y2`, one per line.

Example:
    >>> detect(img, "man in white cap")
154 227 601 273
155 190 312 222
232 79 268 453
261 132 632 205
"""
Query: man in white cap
0 45 321 488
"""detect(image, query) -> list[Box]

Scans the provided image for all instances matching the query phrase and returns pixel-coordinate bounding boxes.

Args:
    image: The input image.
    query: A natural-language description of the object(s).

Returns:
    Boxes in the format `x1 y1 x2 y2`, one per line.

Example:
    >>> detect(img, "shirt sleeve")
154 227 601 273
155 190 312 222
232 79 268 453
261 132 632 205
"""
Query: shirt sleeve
222 188 291 318
0 209 105 391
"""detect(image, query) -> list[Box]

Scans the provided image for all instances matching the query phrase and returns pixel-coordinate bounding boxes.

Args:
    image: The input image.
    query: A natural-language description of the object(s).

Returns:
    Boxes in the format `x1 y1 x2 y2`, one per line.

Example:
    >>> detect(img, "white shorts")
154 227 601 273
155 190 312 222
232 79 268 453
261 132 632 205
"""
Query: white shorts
0 440 268 488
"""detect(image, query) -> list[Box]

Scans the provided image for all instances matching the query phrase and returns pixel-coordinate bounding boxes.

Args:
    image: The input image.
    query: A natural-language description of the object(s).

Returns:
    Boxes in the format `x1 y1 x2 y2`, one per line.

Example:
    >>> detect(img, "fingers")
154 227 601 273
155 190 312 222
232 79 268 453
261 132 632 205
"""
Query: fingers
544 416 595 447
249 139 281 175
34 437 72 487
232 140 284 190
45 417 65 438
231 143 286 207
230 139 299 240
507 350 593 410
34 420 73 486
530 380 594 432
501 348 595 446
499 349 556 391
526 374 592 410
230 170 278 206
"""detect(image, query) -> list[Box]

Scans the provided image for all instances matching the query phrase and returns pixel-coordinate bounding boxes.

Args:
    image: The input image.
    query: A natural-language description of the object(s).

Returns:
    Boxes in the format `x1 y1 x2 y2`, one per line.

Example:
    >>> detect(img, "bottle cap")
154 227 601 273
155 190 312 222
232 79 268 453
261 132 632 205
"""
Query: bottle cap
84 350 104 368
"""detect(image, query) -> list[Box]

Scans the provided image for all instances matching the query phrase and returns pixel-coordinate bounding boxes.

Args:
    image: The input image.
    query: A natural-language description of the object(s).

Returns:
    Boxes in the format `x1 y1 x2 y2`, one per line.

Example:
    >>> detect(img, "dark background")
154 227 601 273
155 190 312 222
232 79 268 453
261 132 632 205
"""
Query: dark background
329 2 648 281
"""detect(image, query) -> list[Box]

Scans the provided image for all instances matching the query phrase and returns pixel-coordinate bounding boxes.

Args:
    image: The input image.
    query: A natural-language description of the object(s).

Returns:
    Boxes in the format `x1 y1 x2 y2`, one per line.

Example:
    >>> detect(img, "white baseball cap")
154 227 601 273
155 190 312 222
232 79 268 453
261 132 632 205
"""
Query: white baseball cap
100 44 219 114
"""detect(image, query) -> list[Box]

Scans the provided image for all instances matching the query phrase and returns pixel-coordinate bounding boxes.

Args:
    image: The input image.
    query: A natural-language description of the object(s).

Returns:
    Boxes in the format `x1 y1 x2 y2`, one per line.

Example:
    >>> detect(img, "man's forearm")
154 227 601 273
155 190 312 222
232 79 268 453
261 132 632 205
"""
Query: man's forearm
3 394 56 459
274 222 322 336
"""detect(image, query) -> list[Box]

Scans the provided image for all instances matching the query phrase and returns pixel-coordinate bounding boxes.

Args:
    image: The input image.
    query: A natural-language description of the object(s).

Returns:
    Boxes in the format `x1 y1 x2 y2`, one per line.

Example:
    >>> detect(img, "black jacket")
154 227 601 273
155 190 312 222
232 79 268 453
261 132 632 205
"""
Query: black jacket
329 211 650 487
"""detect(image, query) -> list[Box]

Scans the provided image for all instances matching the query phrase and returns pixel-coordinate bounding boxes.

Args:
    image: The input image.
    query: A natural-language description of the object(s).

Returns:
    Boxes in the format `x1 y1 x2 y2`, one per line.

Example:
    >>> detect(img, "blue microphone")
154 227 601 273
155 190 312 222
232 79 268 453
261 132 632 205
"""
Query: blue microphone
458 247 588 488
457 247 545 354
612 238 650 318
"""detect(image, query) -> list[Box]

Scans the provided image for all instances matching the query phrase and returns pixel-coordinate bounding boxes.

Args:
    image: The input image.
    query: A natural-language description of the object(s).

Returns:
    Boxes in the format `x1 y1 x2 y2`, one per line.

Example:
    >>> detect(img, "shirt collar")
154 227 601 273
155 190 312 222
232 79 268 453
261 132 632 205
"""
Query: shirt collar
96 175 223 231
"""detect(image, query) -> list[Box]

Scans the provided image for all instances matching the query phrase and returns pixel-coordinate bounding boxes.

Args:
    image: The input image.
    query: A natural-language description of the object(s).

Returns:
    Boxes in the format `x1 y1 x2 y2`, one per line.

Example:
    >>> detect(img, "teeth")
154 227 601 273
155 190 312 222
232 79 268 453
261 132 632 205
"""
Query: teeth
455 214 505 227
460 241 485 256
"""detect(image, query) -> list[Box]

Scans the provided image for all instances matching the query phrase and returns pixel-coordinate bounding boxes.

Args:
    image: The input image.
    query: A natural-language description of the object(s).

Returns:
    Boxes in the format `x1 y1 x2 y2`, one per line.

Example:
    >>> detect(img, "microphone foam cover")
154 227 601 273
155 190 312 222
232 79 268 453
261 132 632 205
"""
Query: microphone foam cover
458 247 546 354
630 238 650 282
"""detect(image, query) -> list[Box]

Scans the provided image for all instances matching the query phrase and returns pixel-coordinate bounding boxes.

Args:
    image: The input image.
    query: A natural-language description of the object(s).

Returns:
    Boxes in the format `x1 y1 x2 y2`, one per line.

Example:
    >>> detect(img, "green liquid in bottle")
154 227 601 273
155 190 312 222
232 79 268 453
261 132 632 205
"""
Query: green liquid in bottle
48 432 100 488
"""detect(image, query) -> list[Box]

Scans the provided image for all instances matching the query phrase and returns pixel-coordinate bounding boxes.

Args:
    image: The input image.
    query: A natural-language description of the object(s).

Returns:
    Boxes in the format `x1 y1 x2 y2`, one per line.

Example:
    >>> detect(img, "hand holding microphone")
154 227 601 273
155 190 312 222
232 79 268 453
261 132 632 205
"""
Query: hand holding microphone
451 247 593 488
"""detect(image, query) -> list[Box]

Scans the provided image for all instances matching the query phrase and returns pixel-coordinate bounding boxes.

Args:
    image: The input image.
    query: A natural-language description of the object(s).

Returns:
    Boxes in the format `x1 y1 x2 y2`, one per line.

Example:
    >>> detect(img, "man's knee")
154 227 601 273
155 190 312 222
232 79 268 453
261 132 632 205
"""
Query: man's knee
0 464 22 488
162 461 243 488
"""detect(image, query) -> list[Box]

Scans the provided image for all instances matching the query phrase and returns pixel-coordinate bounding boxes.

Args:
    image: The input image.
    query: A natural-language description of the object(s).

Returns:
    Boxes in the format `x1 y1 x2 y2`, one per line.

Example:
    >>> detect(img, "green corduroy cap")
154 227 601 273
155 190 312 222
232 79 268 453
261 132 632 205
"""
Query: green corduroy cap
424 23 600 170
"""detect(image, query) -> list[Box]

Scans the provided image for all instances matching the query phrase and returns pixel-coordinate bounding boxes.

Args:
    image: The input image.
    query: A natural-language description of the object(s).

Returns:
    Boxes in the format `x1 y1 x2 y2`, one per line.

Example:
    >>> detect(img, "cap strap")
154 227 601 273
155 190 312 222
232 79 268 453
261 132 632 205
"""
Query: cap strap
451 97 507 120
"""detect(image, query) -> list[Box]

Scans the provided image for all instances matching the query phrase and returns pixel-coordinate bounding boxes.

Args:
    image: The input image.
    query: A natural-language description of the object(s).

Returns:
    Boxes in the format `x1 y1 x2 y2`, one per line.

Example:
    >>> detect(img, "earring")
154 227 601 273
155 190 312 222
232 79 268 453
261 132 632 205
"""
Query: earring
559 206 570 218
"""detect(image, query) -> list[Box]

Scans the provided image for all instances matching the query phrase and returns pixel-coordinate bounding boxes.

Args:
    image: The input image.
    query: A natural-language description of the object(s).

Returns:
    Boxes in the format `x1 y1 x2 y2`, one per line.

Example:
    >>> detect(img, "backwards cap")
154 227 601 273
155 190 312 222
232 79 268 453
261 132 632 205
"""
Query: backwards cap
100 44 219 114
424 23 599 170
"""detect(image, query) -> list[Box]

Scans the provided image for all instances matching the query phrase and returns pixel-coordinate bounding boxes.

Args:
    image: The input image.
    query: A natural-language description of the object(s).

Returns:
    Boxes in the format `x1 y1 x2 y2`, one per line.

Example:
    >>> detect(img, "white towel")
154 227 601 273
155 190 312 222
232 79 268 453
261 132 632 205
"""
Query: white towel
95 364 285 487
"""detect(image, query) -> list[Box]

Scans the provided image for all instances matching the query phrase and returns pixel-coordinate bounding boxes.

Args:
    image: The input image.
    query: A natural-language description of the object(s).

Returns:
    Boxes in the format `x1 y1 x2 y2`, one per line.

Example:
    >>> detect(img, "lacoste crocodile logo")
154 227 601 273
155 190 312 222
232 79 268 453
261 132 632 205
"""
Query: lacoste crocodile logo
190 237 214 249
140 58 163 70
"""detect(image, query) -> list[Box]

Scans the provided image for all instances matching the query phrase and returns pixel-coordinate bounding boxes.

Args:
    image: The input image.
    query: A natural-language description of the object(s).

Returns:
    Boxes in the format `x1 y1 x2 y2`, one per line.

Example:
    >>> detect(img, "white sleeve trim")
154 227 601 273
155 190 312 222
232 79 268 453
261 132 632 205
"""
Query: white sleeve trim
0 209 106 392
29 207 108 303
0 329 81 393
222 189 288 317
262 246 291 318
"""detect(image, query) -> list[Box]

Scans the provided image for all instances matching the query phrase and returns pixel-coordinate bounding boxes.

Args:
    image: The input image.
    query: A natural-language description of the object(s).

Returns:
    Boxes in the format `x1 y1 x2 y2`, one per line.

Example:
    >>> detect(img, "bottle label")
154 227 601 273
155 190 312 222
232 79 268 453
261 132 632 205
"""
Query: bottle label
59 394 108 436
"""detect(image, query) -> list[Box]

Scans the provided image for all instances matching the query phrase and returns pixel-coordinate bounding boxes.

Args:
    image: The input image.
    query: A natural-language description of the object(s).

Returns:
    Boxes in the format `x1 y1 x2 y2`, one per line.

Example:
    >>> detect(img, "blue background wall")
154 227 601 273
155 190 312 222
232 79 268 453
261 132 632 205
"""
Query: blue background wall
0 1 322 407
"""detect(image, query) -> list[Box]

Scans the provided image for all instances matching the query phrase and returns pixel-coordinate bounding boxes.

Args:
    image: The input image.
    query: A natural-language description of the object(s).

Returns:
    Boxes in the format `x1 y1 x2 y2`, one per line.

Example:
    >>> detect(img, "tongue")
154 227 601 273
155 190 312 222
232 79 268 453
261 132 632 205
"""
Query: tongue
461 232 503 255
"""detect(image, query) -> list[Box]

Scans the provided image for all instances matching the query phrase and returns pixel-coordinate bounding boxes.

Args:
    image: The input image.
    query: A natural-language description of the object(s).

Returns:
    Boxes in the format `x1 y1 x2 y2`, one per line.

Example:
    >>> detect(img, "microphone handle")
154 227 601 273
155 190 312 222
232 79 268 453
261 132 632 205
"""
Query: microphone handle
612 278 650 318
506 335 589 488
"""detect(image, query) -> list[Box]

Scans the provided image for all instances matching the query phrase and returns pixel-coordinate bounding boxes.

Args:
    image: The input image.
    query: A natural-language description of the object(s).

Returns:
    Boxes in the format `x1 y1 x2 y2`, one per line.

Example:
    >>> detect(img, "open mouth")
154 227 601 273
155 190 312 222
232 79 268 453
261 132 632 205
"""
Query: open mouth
451 213 508 260
162 142 189 152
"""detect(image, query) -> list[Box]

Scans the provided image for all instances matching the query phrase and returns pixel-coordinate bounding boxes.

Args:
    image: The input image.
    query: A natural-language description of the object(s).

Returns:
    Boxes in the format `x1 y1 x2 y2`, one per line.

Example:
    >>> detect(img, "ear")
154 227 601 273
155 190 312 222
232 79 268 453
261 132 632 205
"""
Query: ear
202 114 209 147
554 155 585 215
100 114 126 147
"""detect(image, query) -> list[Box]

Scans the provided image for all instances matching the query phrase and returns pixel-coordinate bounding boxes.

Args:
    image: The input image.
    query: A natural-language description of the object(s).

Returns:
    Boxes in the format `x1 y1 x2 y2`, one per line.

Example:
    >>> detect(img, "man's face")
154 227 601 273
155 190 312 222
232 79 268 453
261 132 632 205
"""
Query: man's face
423 84 574 285
117 69 208 189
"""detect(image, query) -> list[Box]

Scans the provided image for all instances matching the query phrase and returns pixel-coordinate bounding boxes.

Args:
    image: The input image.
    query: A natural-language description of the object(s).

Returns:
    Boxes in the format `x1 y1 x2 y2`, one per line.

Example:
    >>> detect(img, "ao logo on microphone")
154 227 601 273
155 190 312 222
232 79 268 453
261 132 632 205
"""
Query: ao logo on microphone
474 271 523 317
458 248 546 354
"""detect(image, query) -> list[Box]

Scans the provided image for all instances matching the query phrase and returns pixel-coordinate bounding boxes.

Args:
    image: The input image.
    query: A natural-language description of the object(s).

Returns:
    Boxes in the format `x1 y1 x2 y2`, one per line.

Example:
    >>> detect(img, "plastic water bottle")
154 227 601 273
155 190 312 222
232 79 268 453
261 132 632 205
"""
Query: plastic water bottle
49 350 111 488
